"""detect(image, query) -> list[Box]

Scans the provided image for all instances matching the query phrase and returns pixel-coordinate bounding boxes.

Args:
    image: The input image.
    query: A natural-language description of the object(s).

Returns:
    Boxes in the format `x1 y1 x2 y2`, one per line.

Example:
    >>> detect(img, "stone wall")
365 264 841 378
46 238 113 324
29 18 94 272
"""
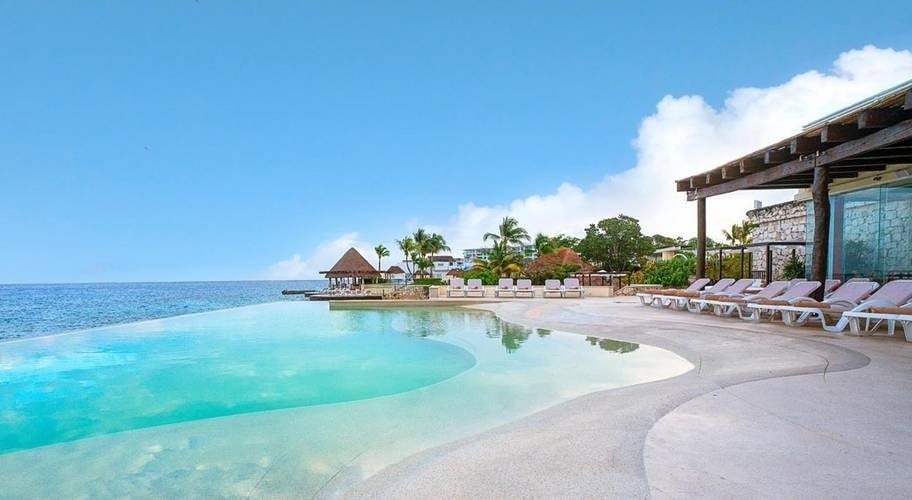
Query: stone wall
745 200 807 281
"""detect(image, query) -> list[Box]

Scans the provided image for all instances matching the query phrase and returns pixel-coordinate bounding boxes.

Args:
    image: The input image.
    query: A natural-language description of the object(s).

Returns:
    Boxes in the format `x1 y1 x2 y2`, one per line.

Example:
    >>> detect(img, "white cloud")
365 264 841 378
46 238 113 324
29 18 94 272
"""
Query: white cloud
425 45 912 251
260 232 374 280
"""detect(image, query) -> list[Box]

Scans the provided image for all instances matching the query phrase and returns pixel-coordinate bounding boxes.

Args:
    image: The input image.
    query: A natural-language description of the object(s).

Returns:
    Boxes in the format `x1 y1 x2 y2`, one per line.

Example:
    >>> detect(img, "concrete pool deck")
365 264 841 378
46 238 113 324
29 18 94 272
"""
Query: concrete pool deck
344 296 911 499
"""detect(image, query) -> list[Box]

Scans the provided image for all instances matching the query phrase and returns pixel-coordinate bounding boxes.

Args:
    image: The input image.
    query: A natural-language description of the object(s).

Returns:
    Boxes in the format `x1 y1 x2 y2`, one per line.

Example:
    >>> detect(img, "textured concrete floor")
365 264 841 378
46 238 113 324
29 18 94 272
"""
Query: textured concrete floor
340 297 911 499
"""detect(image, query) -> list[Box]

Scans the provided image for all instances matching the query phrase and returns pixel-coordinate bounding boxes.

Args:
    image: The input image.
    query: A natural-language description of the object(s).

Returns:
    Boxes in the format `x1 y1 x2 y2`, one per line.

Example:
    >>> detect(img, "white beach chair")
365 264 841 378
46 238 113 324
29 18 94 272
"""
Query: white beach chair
686 278 754 313
689 280 791 317
494 278 515 298
753 280 879 329
664 278 735 310
543 279 563 298
740 281 822 321
466 278 486 297
823 279 842 297
446 278 466 298
844 301 912 341
637 278 711 307
814 280 912 334
515 279 535 297
563 278 584 298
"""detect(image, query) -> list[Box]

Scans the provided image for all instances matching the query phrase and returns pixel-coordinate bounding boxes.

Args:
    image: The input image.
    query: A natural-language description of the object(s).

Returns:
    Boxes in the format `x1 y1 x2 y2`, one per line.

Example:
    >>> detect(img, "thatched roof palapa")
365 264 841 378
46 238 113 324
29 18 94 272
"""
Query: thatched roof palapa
525 247 596 275
321 248 380 278
386 265 406 274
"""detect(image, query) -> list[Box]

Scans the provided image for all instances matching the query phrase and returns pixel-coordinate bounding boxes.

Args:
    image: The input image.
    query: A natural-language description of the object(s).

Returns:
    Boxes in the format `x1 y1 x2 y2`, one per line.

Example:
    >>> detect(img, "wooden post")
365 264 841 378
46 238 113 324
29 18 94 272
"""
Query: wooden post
810 165 831 301
696 198 706 278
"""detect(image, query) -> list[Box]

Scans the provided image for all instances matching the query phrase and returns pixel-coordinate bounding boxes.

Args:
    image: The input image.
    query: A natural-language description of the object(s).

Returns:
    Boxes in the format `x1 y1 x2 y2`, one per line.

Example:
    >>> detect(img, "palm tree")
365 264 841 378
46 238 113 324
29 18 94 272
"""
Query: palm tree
374 244 390 274
722 220 759 246
412 228 430 257
471 244 523 277
427 233 450 259
534 233 556 255
484 216 530 253
396 237 416 275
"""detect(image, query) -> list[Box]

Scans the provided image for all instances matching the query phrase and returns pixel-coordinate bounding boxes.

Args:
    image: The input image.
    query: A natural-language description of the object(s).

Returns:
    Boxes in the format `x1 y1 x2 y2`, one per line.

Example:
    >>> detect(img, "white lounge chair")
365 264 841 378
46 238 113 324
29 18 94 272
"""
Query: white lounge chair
494 278 515 298
686 278 754 313
466 278 486 297
446 278 466 298
563 278 584 298
813 280 912 334
845 301 912 341
515 279 535 297
823 279 842 297
689 280 792 317
740 281 822 321
756 281 879 328
663 278 735 310
637 278 711 307
543 279 563 298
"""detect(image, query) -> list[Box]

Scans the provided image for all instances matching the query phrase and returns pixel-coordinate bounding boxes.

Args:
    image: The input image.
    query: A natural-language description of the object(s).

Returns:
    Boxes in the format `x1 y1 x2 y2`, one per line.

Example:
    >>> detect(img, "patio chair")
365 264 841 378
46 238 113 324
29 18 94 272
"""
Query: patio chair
844 301 912 341
811 280 912 334
494 278 515 298
563 278 584 298
740 280 822 321
686 278 754 313
466 278 486 297
515 279 535 297
689 280 792 317
823 279 842 297
753 280 879 328
446 278 466 298
637 278 711 306
663 278 735 310
543 279 563 298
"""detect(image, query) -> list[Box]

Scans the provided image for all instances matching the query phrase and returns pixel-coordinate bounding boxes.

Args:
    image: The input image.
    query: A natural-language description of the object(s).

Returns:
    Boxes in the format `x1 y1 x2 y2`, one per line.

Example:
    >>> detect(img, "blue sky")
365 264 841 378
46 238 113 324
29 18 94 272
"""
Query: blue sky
2 1 911 283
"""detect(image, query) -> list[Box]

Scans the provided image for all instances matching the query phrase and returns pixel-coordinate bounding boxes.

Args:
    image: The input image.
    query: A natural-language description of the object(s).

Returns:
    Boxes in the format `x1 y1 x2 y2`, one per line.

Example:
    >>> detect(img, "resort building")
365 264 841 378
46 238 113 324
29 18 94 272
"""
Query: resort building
677 80 912 288
429 255 465 279
462 245 538 266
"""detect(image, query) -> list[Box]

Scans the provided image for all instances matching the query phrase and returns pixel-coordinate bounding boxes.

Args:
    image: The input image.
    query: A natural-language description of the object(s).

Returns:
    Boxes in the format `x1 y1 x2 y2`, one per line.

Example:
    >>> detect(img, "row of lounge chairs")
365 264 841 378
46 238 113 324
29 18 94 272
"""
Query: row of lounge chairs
446 278 584 298
636 278 912 340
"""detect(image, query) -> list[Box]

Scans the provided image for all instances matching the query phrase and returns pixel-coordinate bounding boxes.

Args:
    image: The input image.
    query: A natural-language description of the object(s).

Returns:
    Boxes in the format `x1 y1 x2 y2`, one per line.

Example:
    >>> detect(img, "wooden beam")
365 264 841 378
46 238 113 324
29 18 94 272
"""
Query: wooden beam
764 148 794 164
858 108 904 129
790 135 821 154
810 165 830 301
739 157 765 174
686 118 912 200
696 198 706 278
676 180 691 192
706 171 722 185
820 124 861 144
721 164 741 179
690 176 708 188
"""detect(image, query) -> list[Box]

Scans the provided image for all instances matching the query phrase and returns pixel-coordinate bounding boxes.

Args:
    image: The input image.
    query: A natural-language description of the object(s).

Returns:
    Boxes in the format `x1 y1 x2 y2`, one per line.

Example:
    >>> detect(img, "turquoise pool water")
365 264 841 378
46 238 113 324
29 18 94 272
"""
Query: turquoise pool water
0 302 691 497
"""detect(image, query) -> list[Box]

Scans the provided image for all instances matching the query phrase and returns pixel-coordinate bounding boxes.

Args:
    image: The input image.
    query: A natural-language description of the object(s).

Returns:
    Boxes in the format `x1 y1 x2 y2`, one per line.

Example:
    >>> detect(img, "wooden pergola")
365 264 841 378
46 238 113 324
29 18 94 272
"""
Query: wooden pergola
320 247 381 288
676 80 912 299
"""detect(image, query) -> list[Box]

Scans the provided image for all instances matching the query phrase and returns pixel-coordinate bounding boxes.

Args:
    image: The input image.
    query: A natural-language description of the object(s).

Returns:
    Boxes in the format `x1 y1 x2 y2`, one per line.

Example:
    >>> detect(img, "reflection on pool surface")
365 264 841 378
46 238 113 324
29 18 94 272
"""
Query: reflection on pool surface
0 302 691 497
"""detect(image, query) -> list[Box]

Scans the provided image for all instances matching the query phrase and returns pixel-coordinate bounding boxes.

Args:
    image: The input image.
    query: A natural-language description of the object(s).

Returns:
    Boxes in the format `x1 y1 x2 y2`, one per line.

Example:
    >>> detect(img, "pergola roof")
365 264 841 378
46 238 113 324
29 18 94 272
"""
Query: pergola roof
320 248 380 278
676 80 912 200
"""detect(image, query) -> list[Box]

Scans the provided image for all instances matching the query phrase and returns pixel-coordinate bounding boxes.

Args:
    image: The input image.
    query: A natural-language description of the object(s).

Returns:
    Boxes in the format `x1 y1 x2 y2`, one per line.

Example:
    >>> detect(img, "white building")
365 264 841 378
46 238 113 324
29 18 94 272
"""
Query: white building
462 245 537 267
430 256 465 279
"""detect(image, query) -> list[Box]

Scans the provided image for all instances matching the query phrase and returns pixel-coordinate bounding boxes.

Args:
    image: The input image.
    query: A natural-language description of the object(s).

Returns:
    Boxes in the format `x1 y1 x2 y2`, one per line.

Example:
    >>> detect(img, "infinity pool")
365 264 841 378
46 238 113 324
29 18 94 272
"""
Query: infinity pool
0 302 691 497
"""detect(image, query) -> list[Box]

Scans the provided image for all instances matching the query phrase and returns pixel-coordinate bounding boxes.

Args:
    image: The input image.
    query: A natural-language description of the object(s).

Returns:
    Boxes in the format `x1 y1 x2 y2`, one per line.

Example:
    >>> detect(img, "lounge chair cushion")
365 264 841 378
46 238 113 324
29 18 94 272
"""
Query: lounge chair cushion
868 306 912 315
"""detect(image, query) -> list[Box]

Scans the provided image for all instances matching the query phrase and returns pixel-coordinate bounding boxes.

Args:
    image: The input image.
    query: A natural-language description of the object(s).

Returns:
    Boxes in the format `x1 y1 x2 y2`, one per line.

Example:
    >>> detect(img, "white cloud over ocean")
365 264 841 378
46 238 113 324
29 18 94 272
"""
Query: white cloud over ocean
264 45 912 279
260 232 373 280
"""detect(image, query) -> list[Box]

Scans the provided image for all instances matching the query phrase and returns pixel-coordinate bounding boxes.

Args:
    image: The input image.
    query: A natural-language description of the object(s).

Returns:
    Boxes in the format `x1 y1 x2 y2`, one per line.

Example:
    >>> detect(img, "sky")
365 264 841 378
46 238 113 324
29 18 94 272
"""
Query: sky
2 1 911 283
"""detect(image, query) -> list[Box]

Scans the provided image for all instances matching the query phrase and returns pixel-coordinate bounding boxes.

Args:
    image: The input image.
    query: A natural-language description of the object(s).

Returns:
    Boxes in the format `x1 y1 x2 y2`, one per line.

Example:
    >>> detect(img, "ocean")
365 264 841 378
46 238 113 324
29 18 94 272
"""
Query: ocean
0 280 327 340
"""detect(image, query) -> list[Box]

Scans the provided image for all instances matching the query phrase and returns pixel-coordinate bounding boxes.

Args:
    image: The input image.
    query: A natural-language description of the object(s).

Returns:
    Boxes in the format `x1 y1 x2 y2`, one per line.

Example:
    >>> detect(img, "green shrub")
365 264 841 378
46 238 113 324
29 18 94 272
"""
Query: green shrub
781 252 806 280
460 268 499 285
706 253 753 280
643 255 695 287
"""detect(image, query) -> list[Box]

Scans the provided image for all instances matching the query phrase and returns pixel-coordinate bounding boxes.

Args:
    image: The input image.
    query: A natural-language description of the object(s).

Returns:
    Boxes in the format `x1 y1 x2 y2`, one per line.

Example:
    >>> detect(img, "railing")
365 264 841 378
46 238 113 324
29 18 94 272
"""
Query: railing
700 241 807 283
